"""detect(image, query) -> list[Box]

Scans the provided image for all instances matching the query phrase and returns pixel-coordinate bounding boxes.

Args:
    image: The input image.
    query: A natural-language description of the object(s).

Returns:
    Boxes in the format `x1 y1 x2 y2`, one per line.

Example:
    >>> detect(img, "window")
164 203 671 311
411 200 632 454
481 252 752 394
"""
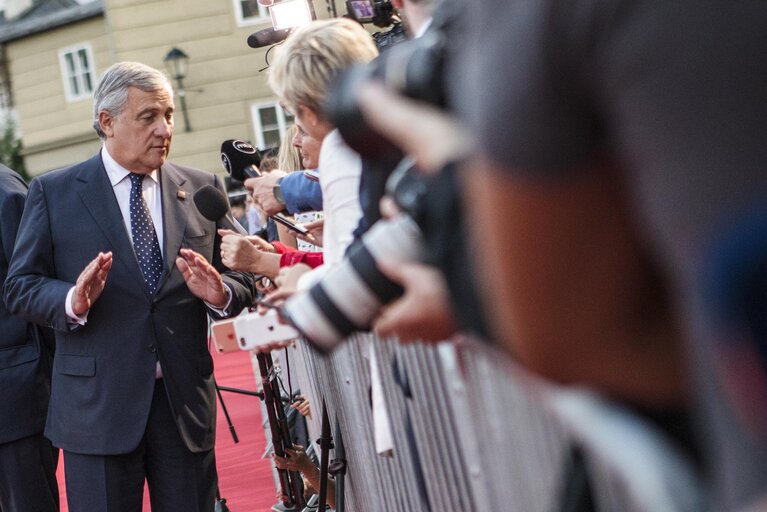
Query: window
233 0 269 26
59 43 95 102
250 102 294 150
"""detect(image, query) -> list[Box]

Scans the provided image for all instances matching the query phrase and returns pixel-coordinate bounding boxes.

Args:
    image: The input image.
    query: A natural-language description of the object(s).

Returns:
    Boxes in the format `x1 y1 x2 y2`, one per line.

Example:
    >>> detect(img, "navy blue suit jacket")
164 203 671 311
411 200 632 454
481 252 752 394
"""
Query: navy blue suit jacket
0 164 53 445
4 153 256 455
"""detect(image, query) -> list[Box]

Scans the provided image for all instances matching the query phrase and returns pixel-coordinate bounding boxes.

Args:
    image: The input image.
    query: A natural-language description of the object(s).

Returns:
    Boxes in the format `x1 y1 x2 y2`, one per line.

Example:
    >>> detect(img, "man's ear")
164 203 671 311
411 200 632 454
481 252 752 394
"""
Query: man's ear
98 111 115 138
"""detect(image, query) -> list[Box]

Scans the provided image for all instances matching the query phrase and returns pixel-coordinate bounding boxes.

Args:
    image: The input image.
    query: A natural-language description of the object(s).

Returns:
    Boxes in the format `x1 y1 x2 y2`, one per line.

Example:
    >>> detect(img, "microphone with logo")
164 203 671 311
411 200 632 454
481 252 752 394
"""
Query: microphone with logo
220 139 262 183
193 185 248 236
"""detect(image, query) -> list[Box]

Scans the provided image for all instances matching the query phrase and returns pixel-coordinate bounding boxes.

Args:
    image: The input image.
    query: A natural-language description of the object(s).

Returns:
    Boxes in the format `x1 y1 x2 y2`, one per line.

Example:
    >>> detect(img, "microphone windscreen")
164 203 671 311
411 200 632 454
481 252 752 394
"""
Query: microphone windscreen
220 139 262 182
247 27 292 48
194 185 230 222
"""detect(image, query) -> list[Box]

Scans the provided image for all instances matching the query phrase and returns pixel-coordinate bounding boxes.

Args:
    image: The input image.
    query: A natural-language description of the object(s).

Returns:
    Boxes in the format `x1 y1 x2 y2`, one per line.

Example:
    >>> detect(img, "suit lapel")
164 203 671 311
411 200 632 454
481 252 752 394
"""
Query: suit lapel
75 153 147 292
155 163 189 295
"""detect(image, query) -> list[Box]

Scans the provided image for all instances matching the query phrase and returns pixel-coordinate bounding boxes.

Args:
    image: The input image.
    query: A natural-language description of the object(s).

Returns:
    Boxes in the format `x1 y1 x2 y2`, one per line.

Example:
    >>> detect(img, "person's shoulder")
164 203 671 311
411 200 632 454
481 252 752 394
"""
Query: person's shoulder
163 161 218 185
0 164 26 194
36 153 102 187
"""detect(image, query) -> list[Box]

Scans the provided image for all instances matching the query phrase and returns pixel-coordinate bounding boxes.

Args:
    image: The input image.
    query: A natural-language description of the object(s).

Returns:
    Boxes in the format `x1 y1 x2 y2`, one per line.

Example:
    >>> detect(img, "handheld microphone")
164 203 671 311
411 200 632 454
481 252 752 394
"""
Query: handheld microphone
247 27 292 48
220 139 262 183
193 185 248 236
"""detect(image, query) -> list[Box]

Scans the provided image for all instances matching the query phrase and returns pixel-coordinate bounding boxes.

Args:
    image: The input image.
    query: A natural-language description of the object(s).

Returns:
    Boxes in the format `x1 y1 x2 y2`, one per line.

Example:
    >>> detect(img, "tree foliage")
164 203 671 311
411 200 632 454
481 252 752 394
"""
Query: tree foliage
0 116 28 180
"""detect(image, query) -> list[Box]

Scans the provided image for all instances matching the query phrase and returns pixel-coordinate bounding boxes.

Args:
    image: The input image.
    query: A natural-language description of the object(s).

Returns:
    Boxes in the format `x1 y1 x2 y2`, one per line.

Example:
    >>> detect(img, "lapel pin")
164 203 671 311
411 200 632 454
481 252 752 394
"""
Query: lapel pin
177 190 186 200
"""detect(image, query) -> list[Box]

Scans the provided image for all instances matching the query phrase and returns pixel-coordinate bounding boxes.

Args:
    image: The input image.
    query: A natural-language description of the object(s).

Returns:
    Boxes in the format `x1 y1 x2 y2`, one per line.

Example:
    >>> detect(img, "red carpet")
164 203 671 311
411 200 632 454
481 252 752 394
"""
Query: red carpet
57 349 278 511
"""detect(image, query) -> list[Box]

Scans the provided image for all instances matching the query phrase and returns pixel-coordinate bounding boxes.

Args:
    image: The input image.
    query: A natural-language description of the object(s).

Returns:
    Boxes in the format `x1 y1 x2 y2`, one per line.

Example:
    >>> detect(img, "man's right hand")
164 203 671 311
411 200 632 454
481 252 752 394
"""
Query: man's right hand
71 252 113 316
244 170 287 216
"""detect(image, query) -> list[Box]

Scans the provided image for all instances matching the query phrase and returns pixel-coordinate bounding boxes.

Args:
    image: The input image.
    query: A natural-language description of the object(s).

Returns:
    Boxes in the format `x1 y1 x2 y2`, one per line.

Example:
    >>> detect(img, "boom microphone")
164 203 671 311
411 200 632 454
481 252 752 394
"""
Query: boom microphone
220 139 262 182
247 27 292 49
193 185 248 236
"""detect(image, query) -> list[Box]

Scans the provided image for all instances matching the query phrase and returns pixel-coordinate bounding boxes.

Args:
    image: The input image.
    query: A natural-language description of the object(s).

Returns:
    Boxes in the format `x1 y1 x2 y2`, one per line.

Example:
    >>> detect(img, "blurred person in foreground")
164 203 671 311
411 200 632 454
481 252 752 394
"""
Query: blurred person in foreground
3 62 256 512
0 164 58 511
356 1 767 508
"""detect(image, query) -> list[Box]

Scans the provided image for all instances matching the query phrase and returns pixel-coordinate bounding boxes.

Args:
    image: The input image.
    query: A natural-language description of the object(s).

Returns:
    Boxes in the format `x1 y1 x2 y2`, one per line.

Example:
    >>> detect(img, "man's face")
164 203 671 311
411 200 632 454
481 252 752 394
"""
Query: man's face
293 125 322 169
101 86 174 174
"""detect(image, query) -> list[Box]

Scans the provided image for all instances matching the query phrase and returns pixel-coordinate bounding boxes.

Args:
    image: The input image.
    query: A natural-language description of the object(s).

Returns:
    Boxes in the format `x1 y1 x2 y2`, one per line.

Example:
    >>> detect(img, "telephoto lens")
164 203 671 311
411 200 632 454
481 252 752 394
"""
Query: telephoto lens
280 214 424 351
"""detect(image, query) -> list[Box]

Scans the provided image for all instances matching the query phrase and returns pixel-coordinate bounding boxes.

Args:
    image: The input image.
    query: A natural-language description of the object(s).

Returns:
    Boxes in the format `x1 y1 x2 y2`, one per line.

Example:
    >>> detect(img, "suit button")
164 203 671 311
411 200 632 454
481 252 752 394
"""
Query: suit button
148 344 157 353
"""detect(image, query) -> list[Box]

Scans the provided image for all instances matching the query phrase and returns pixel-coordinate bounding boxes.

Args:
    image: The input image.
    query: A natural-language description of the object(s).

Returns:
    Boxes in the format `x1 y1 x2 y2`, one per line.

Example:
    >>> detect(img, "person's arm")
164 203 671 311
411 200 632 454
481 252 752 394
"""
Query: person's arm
4 178 91 331
273 445 336 509
320 135 363 259
465 157 686 407
279 172 323 214
245 172 323 216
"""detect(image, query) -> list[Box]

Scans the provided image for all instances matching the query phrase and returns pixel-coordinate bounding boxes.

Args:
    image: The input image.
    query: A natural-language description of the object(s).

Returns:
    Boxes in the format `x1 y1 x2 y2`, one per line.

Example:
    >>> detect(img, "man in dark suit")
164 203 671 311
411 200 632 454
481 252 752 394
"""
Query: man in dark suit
3 62 256 512
0 164 59 511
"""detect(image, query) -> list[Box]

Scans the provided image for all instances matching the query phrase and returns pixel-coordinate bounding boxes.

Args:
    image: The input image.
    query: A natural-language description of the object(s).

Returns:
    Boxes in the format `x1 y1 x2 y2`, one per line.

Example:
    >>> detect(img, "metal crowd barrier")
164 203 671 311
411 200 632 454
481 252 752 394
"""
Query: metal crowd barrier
257 333 703 512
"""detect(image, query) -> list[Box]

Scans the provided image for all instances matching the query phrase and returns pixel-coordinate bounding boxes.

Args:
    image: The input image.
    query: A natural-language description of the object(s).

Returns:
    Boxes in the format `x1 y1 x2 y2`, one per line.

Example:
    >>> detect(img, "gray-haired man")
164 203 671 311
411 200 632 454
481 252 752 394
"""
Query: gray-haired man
4 61 256 512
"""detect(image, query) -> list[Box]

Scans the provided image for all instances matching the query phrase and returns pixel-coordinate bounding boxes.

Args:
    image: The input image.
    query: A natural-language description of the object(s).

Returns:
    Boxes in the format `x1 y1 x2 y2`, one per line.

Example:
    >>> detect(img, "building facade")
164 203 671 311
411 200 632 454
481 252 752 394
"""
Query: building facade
0 0 312 176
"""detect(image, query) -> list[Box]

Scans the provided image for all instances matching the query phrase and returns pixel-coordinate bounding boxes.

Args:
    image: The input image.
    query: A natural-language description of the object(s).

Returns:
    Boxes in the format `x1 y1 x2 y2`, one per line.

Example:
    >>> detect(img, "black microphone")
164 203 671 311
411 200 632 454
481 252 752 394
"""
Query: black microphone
220 139 262 183
247 27 292 48
193 185 248 236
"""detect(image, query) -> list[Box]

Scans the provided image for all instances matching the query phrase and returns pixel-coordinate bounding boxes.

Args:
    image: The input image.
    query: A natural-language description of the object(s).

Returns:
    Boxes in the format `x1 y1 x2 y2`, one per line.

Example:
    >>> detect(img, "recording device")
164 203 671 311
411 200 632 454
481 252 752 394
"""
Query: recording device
326 28 448 159
246 0 316 48
270 0 314 30
193 185 248 236
346 0 395 27
247 27 293 48
220 139 262 182
272 213 309 235
281 213 425 351
212 310 299 352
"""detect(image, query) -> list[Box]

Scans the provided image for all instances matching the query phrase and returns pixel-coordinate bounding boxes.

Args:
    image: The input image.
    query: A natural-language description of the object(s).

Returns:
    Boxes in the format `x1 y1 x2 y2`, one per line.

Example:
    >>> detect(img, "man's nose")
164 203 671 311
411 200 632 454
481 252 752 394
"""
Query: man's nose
156 117 173 137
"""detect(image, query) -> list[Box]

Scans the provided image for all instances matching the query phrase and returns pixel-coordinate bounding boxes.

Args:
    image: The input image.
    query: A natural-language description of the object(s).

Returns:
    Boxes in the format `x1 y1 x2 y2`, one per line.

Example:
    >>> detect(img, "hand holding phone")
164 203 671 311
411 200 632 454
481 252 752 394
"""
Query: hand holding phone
271 214 309 235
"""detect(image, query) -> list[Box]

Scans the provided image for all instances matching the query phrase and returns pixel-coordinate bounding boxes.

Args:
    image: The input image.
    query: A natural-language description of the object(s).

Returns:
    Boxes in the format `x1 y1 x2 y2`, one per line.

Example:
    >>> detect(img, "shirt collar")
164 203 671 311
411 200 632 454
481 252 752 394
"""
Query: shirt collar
101 146 159 187
414 17 432 39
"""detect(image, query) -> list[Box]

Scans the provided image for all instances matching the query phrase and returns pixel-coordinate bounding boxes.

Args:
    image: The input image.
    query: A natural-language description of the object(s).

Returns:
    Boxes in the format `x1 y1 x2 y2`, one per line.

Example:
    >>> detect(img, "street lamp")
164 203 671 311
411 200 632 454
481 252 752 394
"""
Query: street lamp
163 47 192 132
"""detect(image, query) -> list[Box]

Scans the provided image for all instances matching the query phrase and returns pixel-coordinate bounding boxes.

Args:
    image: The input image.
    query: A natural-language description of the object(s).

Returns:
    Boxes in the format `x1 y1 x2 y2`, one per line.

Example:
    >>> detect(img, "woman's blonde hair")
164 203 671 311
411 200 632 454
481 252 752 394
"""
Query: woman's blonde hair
278 124 303 172
268 18 378 116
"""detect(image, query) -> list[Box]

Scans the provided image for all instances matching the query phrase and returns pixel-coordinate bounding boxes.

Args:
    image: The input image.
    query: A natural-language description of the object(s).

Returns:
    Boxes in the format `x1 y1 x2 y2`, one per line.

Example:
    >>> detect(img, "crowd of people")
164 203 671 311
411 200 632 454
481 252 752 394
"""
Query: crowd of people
1 0 767 510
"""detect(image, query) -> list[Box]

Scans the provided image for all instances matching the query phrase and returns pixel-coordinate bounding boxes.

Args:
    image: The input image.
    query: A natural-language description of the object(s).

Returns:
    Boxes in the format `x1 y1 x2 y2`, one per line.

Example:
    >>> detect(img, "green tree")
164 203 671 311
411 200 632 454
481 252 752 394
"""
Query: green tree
0 116 28 180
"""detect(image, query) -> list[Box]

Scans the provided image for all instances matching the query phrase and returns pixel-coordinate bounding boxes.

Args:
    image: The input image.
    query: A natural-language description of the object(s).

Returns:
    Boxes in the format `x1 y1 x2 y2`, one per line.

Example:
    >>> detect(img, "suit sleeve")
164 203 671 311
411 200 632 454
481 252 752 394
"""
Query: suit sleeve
280 171 323 214
3 178 74 331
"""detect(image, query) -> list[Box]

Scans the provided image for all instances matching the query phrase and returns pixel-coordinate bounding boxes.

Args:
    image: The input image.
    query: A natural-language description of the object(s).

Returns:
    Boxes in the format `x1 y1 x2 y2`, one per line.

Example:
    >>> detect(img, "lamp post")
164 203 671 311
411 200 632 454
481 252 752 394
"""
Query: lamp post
163 47 192 132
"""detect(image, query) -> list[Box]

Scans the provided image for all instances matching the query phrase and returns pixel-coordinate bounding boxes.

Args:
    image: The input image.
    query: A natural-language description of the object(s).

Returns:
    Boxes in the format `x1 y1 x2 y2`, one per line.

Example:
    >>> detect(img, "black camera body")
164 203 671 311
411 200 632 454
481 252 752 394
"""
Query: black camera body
325 28 448 161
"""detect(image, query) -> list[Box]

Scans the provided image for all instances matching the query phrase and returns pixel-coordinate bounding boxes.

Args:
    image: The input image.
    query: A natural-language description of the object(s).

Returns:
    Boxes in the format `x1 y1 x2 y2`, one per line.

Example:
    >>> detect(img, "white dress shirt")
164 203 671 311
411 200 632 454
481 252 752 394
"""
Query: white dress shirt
66 147 166 377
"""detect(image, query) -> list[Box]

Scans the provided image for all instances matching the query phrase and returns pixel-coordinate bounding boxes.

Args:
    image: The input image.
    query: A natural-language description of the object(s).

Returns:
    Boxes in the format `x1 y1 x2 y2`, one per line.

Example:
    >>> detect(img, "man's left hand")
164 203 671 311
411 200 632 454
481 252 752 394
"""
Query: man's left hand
176 248 228 308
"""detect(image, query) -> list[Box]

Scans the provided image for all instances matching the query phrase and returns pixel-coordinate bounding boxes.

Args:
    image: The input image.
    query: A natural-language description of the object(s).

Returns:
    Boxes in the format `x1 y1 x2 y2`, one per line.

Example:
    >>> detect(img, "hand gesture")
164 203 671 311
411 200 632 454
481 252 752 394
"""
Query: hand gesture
244 170 287 216
273 444 312 474
373 261 458 343
219 229 280 277
356 82 472 174
72 252 113 316
291 395 312 419
295 218 324 247
176 248 228 308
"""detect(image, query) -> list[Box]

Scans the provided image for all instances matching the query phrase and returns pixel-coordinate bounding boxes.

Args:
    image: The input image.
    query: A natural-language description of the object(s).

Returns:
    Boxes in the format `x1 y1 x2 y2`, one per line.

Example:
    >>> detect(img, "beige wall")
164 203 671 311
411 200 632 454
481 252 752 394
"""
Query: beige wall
9 0 332 177
7 16 110 175
104 0 300 174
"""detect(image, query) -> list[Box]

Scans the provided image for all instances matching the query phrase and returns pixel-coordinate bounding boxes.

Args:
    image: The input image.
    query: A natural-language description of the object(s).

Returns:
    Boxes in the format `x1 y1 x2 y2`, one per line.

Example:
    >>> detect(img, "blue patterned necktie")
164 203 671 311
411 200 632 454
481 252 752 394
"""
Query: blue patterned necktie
129 173 163 295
